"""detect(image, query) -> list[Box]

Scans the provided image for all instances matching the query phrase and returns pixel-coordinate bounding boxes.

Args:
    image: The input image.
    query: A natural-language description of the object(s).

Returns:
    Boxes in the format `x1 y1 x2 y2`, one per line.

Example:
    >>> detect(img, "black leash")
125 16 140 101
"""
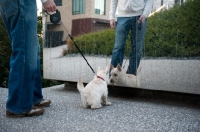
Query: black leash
67 34 96 74
45 10 96 74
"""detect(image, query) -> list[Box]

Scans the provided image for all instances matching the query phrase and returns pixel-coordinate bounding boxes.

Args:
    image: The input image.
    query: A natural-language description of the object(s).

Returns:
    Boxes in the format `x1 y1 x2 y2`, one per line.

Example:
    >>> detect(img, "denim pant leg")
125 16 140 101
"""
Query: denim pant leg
126 17 147 75
0 0 42 114
111 17 131 68
33 45 43 105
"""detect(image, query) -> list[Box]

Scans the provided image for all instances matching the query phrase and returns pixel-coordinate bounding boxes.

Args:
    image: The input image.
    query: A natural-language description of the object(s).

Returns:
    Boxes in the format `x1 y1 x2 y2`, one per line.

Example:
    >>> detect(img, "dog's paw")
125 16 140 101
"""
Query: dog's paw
83 105 90 109
91 104 102 109
106 102 111 106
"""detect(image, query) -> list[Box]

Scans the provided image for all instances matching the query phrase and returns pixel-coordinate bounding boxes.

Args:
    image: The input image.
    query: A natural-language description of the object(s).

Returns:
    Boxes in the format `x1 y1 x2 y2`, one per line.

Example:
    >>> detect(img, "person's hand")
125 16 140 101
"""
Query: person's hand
110 19 116 28
138 15 146 23
43 0 56 12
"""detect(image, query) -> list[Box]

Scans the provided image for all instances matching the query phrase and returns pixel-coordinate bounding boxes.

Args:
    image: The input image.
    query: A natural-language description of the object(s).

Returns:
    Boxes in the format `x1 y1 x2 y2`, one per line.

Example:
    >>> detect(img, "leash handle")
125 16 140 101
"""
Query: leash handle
45 10 54 15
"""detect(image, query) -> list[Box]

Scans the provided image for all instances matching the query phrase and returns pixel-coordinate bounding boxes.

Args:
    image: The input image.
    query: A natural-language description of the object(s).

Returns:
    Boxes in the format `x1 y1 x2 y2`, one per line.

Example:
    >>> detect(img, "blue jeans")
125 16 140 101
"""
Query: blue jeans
111 16 147 75
0 0 43 114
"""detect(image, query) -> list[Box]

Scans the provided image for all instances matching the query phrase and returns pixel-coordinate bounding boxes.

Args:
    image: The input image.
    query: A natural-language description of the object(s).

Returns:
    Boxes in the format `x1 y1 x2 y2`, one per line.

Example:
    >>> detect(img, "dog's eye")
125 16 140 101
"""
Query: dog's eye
114 74 117 77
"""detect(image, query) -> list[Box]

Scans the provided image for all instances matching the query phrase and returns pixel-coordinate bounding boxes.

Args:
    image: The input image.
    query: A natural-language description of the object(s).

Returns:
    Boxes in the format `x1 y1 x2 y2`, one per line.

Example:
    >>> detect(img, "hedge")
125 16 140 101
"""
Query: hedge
72 0 200 58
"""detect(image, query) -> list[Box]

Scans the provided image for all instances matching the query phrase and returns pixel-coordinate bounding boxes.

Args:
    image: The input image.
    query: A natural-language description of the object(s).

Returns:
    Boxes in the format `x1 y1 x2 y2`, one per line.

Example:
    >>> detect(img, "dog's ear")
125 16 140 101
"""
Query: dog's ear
110 64 114 69
117 64 122 71
105 66 109 74
97 66 101 73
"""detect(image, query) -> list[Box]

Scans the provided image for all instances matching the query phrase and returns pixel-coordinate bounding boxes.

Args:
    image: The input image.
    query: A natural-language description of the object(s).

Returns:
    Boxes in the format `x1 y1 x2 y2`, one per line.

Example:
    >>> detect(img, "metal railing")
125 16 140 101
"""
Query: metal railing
149 0 186 17
149 0 172 17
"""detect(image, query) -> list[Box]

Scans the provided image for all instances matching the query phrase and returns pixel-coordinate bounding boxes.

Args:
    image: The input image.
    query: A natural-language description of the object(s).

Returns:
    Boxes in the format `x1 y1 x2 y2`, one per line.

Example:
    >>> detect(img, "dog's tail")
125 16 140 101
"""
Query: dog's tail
77 78 85 93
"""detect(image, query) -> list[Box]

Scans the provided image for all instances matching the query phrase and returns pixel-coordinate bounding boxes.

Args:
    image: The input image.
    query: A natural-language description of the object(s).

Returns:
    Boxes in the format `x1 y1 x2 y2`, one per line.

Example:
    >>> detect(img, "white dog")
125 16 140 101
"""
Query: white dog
109 64 141 87
77 66 111 109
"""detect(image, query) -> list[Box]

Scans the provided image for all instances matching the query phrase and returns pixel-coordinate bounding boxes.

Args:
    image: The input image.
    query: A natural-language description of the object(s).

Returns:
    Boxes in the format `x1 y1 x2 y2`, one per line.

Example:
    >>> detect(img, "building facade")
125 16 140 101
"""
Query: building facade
44 0 110 46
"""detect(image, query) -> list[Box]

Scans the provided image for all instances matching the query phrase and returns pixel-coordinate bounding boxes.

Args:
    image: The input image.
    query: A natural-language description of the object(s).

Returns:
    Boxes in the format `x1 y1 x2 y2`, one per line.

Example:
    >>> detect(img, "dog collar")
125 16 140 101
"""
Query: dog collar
97 76 105 81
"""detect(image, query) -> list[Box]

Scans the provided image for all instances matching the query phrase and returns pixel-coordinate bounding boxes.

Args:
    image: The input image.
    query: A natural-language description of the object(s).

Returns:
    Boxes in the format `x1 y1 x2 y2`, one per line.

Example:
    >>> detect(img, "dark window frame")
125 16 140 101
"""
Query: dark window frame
54 0 62 6
72 0 86 15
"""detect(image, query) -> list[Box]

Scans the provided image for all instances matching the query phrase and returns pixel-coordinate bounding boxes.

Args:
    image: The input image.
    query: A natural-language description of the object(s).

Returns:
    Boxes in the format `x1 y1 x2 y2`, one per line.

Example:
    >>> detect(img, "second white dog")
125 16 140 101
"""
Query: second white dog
77 66 111 109
109 64 141 87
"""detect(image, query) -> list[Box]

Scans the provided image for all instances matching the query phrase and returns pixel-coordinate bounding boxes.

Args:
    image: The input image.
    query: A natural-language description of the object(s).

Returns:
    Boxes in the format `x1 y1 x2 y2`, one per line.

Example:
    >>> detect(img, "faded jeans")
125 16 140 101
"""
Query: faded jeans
111 16 147 75
0 0 43 114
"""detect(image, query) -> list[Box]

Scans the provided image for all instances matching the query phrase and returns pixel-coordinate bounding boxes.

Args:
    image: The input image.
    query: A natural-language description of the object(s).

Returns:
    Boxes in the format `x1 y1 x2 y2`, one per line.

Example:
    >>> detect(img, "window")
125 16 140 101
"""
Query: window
45 31 63 48
72 0 86 15
54 0 62 6
94 0 106 15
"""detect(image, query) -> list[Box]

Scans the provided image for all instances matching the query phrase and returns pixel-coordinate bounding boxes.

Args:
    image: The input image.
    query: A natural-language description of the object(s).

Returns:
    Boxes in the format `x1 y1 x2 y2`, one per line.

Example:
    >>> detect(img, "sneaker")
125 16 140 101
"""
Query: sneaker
34 99 51 108
6 107 45 118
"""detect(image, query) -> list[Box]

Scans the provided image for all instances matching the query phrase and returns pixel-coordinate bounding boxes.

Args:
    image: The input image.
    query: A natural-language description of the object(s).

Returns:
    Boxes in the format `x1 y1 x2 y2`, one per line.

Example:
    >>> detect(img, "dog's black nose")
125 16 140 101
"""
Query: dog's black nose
110 79 113 83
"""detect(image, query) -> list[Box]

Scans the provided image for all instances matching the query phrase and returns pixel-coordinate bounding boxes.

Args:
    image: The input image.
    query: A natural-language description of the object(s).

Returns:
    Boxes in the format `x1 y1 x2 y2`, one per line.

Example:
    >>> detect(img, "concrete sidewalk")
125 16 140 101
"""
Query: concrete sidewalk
0 84 200 132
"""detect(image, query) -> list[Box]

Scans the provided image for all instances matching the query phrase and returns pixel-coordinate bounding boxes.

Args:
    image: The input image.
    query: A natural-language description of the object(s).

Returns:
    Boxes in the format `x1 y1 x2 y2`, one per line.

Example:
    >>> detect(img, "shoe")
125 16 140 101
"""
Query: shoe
34 99 51 108
6 107 45 118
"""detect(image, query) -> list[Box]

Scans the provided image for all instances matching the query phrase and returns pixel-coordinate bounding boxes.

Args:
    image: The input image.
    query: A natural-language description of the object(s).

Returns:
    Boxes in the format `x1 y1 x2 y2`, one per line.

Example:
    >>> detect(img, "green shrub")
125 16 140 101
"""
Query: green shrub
73 0 200 58
145 0 200 57
0 17 11 87
73 29 115 55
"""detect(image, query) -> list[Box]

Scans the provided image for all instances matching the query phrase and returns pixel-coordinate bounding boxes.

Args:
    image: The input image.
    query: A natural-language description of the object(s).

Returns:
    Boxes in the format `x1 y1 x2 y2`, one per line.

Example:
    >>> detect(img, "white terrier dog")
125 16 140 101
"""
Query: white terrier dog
77 66 111 109
109 64 141 87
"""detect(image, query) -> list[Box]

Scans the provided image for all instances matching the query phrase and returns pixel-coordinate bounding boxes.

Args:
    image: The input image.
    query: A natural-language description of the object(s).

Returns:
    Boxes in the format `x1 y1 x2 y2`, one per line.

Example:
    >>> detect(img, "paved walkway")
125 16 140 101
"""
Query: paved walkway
0 85 200 132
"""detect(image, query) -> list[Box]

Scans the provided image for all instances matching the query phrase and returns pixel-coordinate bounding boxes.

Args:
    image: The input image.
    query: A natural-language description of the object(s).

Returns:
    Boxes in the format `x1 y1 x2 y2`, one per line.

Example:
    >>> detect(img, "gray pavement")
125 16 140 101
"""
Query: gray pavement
0 84 200 132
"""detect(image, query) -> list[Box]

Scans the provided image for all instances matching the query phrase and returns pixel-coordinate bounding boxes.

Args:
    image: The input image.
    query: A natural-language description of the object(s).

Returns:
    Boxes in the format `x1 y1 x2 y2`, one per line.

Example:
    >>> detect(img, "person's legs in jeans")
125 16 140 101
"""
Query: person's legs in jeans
0 0 43 114
111 17 131 68
127 16 147 75
33 44 44 105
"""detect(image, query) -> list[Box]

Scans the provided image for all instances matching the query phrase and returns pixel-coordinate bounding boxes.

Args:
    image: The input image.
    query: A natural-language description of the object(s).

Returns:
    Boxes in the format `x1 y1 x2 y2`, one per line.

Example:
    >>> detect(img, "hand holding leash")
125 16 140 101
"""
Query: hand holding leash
42 0 56 12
